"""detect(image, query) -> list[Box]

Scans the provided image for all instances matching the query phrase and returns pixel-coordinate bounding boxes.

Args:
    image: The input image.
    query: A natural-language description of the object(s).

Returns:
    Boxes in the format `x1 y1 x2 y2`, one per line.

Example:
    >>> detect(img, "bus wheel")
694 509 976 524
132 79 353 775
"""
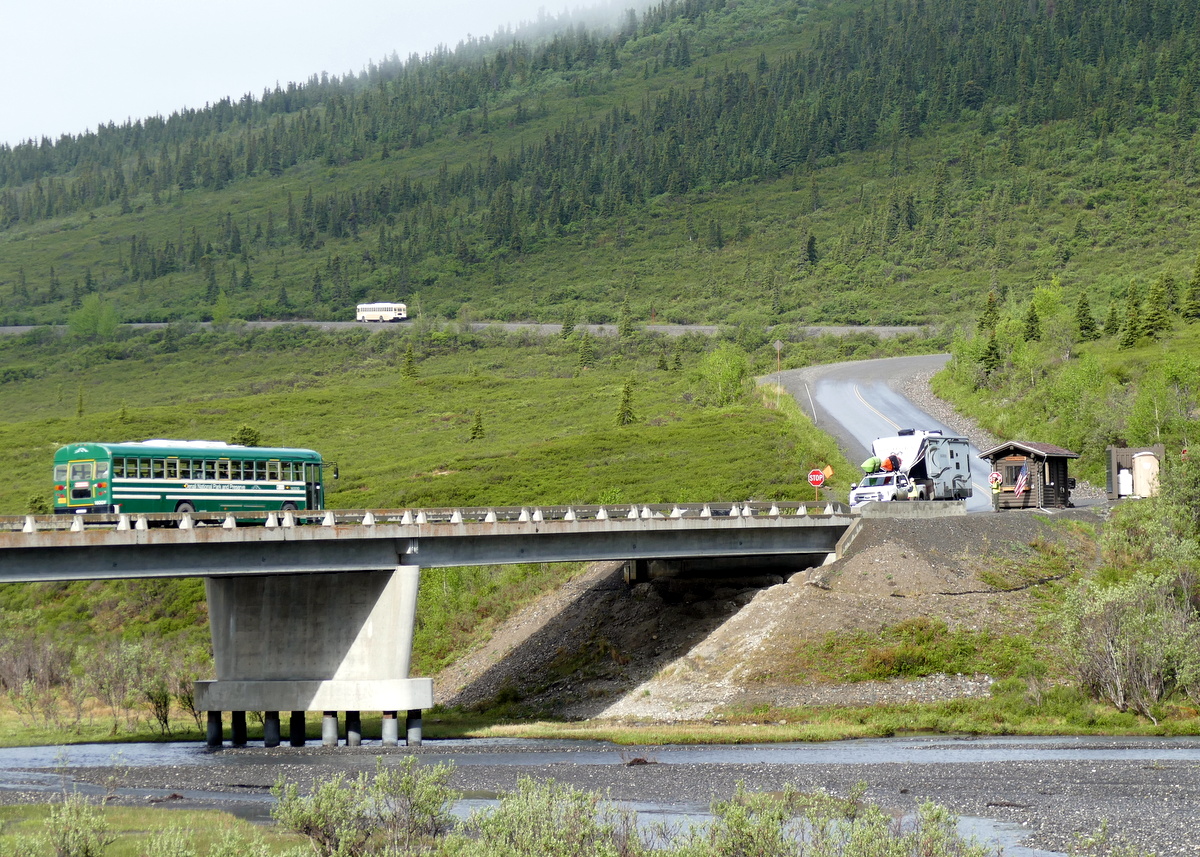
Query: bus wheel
281 502 297 512
175 501 195 513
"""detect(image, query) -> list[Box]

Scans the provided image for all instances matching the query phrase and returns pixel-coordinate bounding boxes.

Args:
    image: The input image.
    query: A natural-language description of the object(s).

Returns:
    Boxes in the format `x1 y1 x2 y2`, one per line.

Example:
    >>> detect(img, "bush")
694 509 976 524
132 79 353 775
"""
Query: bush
446 777 646 857
42 791 115 857
1059 570 1200 722
272 757 459 857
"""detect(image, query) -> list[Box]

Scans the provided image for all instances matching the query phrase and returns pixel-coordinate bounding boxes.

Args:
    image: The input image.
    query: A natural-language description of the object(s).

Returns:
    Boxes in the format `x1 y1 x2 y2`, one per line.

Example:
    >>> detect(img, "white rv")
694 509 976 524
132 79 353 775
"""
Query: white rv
849 429 973 506
356 302 408 322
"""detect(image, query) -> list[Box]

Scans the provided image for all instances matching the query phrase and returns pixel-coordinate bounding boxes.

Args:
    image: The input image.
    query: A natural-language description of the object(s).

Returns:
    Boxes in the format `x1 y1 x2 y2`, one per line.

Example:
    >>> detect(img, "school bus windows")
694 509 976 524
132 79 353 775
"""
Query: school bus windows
152 460 165 479
267 461 281 481
96 461 110 478
254 461 267 481
165 460 178 480
138 459 152 478
217 460 231 480
69 462 93 482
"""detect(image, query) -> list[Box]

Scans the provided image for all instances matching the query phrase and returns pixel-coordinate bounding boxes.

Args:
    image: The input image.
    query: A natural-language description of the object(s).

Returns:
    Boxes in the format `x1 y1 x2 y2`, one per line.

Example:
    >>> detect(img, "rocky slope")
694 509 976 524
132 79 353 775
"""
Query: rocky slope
434 507 1101 720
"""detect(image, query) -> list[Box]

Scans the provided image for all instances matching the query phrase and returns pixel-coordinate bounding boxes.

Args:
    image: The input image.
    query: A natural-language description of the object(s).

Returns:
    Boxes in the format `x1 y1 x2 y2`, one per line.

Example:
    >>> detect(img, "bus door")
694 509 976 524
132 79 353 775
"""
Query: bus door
66 459 96 509
304 463 324 510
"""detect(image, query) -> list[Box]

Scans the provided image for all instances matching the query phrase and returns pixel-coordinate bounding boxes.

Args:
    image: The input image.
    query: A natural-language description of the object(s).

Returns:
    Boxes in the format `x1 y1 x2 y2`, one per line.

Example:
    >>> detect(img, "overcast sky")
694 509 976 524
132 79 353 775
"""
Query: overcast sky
0 1 591 147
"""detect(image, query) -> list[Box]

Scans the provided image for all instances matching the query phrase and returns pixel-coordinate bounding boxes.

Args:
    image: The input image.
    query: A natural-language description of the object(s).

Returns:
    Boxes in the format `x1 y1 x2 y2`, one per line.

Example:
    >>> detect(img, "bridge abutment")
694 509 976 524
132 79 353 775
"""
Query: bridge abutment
195 565 433 747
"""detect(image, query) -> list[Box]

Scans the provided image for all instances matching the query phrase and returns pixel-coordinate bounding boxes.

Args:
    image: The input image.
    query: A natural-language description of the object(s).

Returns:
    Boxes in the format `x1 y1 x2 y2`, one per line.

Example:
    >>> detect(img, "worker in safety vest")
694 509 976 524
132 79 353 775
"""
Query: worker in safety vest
860 455 882 475
990 472 1003 511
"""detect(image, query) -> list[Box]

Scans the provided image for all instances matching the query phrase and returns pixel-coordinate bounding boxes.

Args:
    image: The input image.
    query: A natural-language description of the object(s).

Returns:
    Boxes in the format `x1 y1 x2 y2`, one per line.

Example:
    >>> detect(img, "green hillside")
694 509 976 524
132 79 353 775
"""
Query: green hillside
2 0 1200 329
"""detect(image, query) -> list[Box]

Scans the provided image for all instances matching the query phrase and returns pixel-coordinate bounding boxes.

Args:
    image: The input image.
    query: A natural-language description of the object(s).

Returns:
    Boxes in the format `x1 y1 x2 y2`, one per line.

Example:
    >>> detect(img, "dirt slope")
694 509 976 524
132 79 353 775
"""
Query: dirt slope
434 508 1101 721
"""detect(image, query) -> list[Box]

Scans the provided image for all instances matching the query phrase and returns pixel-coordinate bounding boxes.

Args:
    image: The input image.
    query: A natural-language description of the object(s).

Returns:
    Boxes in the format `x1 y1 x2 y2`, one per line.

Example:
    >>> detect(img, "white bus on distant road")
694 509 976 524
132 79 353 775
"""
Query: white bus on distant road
356 302 408 322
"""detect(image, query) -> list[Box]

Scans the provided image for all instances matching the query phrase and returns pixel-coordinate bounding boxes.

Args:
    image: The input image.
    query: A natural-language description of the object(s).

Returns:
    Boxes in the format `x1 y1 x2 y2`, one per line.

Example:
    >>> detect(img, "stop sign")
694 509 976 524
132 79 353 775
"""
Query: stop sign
807 469 825 487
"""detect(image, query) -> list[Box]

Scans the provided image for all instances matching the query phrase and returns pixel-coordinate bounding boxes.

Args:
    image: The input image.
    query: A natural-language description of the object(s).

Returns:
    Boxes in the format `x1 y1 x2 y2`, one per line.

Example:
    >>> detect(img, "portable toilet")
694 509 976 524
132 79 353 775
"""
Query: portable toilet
1131 451 1160 497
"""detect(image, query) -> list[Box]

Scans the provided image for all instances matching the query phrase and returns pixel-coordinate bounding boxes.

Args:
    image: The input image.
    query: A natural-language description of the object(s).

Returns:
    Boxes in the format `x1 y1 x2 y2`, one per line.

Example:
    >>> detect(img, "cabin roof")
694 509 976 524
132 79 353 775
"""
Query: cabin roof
977 440 1080 460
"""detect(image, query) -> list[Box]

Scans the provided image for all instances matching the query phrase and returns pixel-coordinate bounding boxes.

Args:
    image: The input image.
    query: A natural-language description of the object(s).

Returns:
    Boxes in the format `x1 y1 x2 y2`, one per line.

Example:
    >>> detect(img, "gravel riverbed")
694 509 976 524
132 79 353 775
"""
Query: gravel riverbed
7 739 1198 857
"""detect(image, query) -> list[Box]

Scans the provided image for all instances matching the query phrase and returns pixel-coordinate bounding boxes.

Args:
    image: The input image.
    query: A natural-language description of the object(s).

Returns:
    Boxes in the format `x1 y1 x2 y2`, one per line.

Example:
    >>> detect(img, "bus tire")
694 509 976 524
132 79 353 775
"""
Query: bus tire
281 502 297 512
175 501 195 513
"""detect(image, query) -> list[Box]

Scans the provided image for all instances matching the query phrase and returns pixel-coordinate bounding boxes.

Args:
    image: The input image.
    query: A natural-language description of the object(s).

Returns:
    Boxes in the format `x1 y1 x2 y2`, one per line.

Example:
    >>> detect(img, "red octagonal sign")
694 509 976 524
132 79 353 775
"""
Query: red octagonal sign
807 469 826 487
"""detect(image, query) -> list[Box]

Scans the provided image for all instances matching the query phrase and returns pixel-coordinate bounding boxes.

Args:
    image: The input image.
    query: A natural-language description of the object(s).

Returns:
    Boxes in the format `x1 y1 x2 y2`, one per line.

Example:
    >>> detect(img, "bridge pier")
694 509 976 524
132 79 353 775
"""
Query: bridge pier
195 565 433 747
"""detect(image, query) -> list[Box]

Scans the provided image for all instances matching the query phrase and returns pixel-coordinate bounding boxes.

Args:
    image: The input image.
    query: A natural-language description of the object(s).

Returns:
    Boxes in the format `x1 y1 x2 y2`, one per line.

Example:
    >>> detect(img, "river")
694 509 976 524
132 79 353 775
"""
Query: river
1 735 1197 856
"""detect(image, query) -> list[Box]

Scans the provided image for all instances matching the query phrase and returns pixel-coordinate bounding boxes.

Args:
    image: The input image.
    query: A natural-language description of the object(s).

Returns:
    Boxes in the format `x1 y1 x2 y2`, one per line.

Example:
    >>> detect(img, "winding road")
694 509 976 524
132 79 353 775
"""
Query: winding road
773 354 993 512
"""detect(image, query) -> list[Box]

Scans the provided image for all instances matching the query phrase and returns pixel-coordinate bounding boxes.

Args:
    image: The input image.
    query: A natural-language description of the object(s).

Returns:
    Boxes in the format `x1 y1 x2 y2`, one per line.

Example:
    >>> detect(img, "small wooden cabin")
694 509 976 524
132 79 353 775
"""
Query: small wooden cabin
978 441 1080 510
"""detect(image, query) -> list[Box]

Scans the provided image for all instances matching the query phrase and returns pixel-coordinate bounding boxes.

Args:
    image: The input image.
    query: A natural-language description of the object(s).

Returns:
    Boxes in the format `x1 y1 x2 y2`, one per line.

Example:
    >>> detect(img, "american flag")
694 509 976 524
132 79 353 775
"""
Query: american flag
1014 462 1029 497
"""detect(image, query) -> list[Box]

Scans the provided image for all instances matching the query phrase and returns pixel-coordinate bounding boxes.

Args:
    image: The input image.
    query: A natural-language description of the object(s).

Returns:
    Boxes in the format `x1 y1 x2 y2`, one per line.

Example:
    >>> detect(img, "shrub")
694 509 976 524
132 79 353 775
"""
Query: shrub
42 791 115 857
1059 570 1200 722
272 758 460 857
447 777 647 857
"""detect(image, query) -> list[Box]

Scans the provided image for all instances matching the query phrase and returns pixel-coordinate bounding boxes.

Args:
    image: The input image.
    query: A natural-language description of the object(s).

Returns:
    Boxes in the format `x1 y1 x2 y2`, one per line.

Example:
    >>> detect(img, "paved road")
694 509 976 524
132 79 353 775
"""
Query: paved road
772 354 993 512
0 321 924 338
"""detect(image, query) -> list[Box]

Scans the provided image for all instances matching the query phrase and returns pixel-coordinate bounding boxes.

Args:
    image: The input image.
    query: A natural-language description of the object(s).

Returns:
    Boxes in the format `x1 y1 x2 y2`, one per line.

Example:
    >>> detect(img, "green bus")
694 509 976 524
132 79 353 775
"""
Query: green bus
53 440 329 515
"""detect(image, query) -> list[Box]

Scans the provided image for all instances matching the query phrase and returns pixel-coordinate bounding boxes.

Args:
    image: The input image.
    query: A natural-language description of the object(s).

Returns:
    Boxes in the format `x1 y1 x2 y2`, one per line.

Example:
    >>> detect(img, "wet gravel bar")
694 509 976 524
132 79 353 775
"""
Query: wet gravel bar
4 737 1197 857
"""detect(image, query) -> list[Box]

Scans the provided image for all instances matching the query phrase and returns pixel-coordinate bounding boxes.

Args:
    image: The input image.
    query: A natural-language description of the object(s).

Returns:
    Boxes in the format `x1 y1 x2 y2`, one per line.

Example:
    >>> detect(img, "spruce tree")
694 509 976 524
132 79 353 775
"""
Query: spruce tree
1103 302 1121 336
1121 283 1143 346
576 334 595 371
618 295 634 339
1022 302 1041 341
615 377 636 426
402 342 418 379
982 332 1002 374
1142 276 1171 337
560 305 577 340
1185 254 1200 321
1183 277 1200 321
1075 294 1099 341
977 291 1000 333
469 410 484 440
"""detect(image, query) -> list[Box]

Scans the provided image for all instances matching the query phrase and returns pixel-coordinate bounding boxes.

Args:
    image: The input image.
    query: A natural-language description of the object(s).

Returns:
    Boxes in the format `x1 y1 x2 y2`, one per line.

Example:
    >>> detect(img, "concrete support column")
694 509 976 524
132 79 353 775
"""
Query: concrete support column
382 711 399 746
322 711 339 746
230 711 247 747
346 711 362 747
289 711 306 746
206 711 222 747
394 565 420 679
196 566 433 744
264 712 281 747
406 709 423 746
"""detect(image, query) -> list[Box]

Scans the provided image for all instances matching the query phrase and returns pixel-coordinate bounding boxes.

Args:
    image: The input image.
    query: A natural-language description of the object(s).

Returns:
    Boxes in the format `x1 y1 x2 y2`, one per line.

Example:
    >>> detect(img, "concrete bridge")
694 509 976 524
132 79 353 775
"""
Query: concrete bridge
0 501 881 748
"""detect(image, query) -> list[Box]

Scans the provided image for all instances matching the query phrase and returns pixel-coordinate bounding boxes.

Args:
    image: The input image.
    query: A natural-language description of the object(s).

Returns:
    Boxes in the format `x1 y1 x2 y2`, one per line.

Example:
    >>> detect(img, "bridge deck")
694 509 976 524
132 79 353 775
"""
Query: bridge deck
0 502 853 582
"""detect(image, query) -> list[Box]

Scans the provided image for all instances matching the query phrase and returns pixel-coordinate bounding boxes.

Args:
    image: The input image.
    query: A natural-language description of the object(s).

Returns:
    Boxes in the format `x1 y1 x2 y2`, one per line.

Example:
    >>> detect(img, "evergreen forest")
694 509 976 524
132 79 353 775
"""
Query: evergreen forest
2 0 1200 329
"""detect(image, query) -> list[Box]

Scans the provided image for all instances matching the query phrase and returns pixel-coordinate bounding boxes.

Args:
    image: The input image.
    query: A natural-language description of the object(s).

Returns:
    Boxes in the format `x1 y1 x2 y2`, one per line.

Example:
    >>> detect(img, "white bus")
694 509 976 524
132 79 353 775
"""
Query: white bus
356 302 408 322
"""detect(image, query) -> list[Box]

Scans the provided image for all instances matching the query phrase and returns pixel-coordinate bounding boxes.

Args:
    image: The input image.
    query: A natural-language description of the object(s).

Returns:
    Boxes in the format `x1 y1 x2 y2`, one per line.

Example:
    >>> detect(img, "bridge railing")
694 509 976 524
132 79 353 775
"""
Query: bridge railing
0 501 851 533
